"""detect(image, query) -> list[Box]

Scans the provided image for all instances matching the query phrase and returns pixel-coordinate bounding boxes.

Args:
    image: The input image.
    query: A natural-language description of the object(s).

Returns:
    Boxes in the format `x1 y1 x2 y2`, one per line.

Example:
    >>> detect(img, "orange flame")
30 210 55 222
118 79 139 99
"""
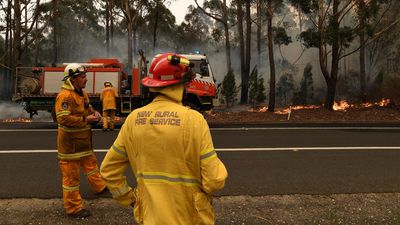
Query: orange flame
333 100 351 111
274 108 291 115
379 98 390 107
360 98 390 108
0 118 32 123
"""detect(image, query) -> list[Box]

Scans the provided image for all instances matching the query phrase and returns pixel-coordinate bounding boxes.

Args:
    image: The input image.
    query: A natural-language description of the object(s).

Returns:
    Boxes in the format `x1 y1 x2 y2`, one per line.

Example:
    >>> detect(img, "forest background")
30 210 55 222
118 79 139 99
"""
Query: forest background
1 0 400 112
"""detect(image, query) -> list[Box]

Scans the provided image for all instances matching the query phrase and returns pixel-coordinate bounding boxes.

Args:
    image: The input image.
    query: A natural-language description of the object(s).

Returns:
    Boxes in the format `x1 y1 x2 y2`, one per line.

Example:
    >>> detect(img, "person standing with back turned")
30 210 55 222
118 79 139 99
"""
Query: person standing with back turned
55 63 107 218
101 81 118 131
100 53 228 225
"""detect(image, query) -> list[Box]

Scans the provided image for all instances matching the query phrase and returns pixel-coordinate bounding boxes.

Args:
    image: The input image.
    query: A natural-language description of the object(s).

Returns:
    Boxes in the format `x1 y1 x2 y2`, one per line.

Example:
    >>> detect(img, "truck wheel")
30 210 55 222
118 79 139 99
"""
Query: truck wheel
29 110 38 119
185 102 201 112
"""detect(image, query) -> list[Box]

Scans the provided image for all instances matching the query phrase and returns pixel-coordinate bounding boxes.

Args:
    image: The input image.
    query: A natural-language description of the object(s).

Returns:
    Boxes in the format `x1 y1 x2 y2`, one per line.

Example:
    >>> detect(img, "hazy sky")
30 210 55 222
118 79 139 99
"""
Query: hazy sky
169 0 204 24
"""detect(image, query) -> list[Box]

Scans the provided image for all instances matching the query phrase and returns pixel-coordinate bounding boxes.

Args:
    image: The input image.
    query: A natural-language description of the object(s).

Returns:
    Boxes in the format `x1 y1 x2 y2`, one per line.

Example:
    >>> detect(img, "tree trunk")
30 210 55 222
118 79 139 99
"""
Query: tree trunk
325 79 336 110
127 22 133 72
243 0 251 104
196 0 232 73
122 0 133 72
51 0 58 65
358 0 367 103
133 27 137 64
2 0 12 100
105 0 110 57
237 0 246 104
324 0 340 111
34 19 39 65
23 1 28 63
13 0 22 97
13 0 22 65
267 4 276 112
256 0 261 67
152 1 159 55
222 0 232 72
110 4 114 55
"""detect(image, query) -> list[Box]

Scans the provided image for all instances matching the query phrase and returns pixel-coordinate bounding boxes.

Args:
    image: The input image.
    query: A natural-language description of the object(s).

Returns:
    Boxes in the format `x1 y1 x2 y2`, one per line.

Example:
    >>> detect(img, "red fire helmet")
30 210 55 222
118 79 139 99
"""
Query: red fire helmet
142 53 194 88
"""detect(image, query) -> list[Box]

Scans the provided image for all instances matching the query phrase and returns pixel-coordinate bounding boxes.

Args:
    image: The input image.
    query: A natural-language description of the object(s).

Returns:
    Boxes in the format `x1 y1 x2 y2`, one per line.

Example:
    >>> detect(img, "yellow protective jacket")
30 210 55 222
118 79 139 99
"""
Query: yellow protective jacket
55 78 94 160
100 86 118 111
100 84 228 225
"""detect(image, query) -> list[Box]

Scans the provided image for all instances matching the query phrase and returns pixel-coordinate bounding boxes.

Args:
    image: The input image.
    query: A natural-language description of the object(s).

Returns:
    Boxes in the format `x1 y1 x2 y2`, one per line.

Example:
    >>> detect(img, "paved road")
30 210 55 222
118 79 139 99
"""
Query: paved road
1 123 400 198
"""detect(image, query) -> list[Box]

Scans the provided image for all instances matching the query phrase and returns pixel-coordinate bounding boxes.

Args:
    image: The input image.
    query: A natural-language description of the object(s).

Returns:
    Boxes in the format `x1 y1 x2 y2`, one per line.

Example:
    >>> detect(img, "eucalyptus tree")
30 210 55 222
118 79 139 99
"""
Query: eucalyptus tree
13 0 44 66
95 0 118 57
244 0 251 104
0 0 13 100
50 0 104 61
175 5 211 53
367 1 400 76
356 0 367 103
288 0 355 110
144 0 176 55
256 0 262 66
289 0 399 109
119 0 145 71
233 0 252 105
352 0 397 103
262 0 284 112
1 0 45 99
235 0 246 103
194 0 234 72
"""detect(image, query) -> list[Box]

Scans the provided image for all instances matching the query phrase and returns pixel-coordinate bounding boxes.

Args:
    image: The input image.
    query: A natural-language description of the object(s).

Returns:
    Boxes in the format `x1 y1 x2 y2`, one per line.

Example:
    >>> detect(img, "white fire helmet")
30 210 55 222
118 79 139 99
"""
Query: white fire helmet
62 63 87 81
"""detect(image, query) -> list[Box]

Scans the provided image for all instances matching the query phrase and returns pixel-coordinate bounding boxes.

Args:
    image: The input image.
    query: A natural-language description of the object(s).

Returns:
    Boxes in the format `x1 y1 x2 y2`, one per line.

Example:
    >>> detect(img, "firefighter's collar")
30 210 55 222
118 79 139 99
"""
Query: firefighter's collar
61 78 75 91
150 84 184 103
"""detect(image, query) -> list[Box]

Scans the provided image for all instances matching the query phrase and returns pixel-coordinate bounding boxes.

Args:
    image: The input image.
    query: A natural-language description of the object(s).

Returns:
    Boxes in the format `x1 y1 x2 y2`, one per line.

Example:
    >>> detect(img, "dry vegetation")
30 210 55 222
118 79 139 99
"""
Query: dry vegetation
204 105 400 125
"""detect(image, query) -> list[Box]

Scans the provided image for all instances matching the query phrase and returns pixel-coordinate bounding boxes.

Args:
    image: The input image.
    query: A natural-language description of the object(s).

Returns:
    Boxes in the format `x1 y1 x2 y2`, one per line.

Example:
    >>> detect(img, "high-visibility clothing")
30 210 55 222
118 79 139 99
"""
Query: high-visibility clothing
101 86 118 130
59 154 105 214
100 84 228 225
103 110 116 129
101 86 118 110
56 78 106 214
55 78 94 160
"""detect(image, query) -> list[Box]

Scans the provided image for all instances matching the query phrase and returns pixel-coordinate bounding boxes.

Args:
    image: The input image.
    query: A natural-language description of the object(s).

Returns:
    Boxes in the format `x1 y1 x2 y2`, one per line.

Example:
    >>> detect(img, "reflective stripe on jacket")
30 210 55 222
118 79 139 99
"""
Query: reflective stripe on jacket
100 84 228 225
100 87 118 110
55 78 93 160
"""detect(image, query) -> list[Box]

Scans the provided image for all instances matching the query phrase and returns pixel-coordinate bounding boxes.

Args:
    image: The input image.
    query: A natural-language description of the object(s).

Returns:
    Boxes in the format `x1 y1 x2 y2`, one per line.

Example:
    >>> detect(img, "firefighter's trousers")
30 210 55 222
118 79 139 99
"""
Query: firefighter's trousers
102 110 116 129
59 154 106 214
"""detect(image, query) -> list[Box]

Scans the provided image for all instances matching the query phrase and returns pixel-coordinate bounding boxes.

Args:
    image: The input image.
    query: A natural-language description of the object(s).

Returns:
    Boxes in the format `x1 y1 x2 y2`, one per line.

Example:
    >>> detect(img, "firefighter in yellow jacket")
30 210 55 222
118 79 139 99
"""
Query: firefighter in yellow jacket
100 53 228 224
100 81 118 131
55 63 107 218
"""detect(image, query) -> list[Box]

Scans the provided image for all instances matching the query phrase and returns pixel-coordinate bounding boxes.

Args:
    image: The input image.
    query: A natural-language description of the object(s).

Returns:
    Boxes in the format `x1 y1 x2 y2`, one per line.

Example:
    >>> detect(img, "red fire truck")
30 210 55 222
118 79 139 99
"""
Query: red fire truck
13 54 218 119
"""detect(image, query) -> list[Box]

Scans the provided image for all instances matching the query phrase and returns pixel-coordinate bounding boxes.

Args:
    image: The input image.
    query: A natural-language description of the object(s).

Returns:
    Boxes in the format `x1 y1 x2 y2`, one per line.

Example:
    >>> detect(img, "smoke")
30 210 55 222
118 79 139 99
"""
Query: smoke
0 101 52 121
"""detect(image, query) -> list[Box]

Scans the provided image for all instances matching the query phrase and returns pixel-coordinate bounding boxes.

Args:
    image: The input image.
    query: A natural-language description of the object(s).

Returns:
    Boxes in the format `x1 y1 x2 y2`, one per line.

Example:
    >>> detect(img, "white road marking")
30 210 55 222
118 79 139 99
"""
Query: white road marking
1 146 400 154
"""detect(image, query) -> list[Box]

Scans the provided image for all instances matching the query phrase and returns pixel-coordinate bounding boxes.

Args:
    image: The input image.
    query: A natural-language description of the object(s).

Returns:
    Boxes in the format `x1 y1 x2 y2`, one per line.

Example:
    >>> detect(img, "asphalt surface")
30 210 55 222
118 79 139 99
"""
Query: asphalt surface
1 122 400 224
1 123 400 198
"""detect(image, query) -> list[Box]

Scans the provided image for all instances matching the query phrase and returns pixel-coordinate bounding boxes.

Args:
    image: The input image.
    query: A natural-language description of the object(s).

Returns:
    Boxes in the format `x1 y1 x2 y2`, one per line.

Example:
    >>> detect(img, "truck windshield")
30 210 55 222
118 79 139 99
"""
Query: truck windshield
191 60 209 77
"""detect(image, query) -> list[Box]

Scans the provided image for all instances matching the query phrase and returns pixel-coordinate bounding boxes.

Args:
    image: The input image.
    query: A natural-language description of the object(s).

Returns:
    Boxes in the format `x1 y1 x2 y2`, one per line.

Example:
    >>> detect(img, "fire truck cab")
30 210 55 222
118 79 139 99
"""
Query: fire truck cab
169 53 216 111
